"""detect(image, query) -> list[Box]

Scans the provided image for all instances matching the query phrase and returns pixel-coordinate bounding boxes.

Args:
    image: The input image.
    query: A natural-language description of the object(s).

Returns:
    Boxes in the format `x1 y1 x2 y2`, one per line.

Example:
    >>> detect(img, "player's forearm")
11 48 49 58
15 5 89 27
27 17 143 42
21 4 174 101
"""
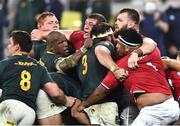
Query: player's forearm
68 47 87 64
56 29 74 40
55 48 87 72
44 82 67 106
140 37 157 55
83 85 109 108
162 58 180 71
52 91 67 106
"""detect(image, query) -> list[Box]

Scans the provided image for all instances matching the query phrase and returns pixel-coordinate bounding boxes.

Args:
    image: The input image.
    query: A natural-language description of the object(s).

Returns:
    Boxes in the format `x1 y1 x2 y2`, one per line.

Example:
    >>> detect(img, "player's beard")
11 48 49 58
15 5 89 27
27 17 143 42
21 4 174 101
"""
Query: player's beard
114 24 128 32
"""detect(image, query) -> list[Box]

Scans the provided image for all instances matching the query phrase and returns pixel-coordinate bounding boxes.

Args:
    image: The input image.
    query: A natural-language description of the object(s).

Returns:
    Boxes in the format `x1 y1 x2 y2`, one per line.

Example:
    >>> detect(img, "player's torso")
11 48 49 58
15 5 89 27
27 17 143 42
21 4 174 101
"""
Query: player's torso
0 55 44 110
76 41 115 99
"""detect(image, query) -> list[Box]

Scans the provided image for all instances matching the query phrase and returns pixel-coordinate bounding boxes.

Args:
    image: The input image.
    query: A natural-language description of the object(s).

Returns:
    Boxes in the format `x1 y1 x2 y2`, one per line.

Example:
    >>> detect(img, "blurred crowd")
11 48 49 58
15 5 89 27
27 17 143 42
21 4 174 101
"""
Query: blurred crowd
0 0 179 59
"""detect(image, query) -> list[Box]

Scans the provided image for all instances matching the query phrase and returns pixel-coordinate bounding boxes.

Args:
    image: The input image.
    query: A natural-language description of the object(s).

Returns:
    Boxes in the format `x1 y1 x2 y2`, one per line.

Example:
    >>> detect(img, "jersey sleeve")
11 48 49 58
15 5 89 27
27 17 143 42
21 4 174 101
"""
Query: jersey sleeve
101 71 119 90
69 30 84 50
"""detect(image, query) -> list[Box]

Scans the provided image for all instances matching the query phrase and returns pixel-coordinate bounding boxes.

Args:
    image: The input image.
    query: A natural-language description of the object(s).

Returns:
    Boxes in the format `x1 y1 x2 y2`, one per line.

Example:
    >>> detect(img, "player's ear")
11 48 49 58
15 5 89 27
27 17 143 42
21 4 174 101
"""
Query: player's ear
15 44 20 51
128 21 135 29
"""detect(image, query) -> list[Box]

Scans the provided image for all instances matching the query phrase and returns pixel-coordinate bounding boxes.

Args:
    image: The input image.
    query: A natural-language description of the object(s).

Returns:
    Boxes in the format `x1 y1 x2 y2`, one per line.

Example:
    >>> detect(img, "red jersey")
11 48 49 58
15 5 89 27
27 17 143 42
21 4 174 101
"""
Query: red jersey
69 30 85 50
166 70 180 101
101 48 172 96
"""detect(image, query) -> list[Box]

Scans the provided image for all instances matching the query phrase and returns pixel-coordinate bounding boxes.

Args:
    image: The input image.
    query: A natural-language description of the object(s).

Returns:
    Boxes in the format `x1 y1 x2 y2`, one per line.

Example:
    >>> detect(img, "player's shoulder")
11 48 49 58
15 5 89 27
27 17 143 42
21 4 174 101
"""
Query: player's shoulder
71 30 84 37
72 30 84 34
0 58 11 67
97 40 115 49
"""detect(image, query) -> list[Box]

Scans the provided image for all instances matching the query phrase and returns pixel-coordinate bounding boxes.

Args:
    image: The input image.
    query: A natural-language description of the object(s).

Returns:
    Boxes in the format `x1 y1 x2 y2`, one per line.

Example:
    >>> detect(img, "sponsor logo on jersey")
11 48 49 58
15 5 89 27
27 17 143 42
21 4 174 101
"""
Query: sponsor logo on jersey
14 61 37 66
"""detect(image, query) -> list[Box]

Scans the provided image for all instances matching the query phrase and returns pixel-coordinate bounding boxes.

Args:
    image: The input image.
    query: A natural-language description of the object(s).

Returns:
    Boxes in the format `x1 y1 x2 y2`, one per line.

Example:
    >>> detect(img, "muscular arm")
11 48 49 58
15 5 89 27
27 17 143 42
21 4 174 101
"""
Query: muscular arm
95 45 117 70
95 45 128 80
43 82 75 107
128 37 157 69
141 37 157 54
55 49 86 73
162 58 180 71
31 29 74 41
56 30 74 40
82 85 109 108
56 38 93 73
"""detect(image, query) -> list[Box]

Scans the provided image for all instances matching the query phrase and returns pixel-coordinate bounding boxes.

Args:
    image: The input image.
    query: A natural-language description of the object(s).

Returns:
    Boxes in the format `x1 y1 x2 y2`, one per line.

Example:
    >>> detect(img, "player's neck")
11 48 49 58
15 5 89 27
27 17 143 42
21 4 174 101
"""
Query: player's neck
12 51 28 56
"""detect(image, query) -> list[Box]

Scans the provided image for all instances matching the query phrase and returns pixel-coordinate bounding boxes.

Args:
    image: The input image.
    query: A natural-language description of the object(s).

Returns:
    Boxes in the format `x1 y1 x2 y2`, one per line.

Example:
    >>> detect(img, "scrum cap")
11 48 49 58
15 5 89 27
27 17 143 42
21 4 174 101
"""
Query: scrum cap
117 28 142 48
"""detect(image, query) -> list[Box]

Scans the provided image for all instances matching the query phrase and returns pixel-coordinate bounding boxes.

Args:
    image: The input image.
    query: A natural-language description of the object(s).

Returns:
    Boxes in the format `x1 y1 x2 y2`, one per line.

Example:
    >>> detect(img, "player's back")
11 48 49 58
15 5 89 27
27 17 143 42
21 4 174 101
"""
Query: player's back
77 40 115 99
0 54 49 111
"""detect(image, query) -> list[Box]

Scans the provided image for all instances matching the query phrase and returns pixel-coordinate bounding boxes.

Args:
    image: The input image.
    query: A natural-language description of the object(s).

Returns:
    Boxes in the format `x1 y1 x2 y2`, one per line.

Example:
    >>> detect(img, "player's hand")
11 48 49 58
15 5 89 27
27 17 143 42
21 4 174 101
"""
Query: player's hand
78 102 86 112
71 99 90 124
128 52 139 69
71 99 83 115
113 67 128 82
83 38 93 49
31 29 50 40
65 96 76 107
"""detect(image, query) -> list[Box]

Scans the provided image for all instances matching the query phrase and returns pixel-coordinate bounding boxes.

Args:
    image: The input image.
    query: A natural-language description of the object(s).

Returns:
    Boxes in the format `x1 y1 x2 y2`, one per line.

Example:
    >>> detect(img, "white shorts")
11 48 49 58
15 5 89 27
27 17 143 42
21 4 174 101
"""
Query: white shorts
132 97 180 126
0 99 36 125
84 102 119 125
0 89 66 119
120 105 139 125
36 89 67 119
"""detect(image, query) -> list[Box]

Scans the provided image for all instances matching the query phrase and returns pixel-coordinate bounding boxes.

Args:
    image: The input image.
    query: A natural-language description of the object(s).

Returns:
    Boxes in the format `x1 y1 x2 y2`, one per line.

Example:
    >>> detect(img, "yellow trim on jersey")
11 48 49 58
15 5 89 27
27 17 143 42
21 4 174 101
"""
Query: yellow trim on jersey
46 51 55 54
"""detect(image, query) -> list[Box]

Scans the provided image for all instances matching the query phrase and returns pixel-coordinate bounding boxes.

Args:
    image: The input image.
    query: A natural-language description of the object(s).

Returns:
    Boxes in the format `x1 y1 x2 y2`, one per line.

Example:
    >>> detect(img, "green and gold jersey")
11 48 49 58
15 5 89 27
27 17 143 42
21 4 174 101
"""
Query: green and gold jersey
40 51 64 72
0 54 53 111
77 40 116 100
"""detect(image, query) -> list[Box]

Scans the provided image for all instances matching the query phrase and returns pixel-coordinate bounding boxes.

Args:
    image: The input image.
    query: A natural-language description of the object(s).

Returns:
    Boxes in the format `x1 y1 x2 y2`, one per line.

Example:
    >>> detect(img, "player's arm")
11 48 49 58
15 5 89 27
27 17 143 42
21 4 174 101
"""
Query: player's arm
56 29 74 40
31 29 74 41
31 29 51 40
43 82 75 107
82 84 109 108
128 37 157 69
95 45 128 80
75 84 110 113
95 45 117 71
55 38 93 73
55 50 86 73
162 57 180 71
79 70 121 110
41 66 75 107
